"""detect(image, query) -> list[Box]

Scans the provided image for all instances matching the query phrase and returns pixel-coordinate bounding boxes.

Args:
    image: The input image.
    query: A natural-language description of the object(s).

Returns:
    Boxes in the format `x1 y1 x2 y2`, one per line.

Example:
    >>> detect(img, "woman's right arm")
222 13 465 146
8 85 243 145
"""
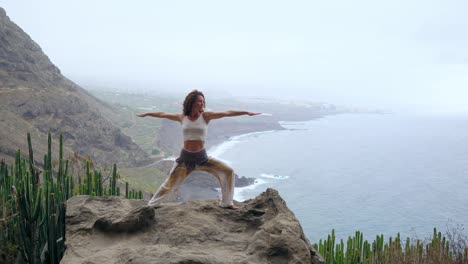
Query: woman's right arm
136 112 182 122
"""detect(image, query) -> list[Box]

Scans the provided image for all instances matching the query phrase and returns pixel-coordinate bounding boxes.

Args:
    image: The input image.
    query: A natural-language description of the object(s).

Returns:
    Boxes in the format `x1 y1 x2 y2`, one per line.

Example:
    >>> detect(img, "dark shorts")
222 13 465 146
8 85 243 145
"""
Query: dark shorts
176 149 209 170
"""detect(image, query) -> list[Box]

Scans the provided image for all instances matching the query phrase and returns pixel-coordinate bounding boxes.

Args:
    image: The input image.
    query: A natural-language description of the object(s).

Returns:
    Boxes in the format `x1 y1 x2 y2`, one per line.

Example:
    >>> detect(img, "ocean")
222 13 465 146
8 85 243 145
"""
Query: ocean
208 113 468 243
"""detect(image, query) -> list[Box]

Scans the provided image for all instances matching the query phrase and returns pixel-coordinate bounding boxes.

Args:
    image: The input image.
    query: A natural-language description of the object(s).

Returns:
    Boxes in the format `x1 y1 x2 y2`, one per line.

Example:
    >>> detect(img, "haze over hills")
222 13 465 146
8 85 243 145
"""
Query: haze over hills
0 7 152 168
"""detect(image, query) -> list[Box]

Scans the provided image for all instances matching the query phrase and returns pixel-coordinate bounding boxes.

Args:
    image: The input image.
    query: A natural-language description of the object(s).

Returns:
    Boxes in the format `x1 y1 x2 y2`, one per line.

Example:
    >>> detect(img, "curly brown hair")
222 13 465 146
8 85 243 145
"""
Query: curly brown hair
183 90 205 116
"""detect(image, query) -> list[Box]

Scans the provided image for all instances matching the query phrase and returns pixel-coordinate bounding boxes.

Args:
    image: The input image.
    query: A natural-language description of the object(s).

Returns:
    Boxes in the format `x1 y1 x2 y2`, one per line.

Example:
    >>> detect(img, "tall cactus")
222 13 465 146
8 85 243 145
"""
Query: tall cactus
111 164 117 196
0 160 19 257
125 182 129 198
15 148 43 264
314 228 465 264
1 133 152 263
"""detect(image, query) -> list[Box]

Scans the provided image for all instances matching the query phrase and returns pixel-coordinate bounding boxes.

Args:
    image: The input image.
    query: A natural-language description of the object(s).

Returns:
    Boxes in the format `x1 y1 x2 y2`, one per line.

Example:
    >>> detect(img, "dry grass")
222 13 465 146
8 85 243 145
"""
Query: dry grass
118 164 167 193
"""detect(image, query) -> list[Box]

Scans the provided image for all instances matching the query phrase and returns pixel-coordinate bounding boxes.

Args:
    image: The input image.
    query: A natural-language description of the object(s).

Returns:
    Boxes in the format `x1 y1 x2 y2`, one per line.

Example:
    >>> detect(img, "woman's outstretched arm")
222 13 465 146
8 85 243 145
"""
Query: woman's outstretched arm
136 112 183 122
203 110 261 122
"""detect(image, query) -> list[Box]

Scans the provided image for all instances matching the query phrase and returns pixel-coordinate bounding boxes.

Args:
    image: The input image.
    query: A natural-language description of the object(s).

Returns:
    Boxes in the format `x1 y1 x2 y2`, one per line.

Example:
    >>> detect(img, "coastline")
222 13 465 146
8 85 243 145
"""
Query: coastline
157 117 287 158
154 111 337 202
157 121 289 202
203 117 325 200
158 110 330 157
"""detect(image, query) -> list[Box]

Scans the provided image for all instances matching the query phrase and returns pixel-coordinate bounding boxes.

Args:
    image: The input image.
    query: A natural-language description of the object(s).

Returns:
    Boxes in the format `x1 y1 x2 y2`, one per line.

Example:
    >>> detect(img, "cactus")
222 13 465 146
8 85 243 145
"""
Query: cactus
111 164 117 196
314 228 467 264
125 182 129 198
86 161 91 195
16 161 43 263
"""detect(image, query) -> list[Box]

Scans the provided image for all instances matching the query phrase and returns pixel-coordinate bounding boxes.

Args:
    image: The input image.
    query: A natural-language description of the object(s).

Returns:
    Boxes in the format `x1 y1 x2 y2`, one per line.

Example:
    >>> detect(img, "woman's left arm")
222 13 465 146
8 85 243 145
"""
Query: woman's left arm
204 110 261 122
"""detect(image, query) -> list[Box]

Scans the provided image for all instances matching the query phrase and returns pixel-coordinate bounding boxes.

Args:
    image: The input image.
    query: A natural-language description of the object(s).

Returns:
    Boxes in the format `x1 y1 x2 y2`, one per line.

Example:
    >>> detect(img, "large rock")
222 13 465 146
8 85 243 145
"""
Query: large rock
62 188 324 264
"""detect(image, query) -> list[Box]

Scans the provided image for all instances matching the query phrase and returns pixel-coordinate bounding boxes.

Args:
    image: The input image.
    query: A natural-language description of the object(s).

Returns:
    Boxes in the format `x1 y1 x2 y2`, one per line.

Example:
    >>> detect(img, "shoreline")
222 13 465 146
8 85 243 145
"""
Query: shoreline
153 112 354 201
204 117 326 199
154 121 293 202
207 129 279 159
156 114 327 176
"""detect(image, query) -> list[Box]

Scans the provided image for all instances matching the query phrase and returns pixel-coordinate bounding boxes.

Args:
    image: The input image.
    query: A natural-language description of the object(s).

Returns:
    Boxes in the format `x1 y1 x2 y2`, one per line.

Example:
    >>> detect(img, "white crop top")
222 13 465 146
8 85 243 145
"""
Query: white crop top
182 114 208 141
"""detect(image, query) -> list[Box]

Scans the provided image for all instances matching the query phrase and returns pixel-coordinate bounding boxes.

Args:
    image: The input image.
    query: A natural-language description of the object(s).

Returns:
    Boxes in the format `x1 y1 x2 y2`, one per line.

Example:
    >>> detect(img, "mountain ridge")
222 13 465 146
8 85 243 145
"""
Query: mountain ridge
0 7 152 168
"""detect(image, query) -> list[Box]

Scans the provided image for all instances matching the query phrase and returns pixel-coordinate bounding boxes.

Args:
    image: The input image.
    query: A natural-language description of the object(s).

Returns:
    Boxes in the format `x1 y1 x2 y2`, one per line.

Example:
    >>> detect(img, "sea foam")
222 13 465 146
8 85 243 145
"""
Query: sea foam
260 173 290 180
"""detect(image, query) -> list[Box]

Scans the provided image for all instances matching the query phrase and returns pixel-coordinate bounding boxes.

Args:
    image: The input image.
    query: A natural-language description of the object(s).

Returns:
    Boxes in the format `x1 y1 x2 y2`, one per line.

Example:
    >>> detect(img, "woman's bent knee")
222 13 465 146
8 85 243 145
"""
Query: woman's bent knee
225 167 234 176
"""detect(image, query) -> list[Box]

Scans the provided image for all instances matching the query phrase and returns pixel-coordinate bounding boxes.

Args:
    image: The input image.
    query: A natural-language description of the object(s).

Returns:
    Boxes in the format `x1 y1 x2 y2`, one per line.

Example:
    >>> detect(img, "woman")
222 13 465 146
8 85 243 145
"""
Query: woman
137 90 260 209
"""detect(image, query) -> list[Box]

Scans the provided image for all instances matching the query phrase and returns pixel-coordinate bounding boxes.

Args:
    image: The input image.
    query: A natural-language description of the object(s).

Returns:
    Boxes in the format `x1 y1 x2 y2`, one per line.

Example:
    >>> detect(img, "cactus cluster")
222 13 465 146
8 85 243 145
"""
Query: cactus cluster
0 154 20 262
315 228 467 263
0 133 144 263
125 181 143 199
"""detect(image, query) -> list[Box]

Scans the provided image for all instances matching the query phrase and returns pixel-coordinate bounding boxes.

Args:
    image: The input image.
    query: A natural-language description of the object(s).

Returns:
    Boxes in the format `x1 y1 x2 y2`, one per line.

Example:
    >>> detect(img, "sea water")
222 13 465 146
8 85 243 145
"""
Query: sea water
208 113 468 242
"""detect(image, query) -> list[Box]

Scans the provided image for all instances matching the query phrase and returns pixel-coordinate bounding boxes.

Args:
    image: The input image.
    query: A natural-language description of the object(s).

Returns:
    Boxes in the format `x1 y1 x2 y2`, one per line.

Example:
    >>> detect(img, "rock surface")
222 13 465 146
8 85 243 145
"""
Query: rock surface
62 188 324 264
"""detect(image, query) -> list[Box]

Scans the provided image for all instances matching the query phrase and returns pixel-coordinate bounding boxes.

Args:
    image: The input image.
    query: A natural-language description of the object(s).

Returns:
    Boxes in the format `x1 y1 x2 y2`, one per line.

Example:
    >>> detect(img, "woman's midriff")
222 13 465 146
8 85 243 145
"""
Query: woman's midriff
183 140 205 152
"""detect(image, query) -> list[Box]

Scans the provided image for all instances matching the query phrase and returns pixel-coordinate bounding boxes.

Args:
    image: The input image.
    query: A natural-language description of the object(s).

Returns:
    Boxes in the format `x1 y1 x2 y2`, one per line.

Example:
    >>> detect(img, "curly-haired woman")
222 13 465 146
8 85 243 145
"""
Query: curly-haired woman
137 90 260 209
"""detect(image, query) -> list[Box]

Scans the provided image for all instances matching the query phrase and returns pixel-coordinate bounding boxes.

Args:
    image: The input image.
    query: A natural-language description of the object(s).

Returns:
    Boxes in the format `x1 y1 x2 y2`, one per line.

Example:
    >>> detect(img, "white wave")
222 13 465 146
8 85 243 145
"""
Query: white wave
213 178 268 202
278 120 312 130
231 130 276 141
233 178 267 201
260 173 290 180
137 107 153 110
208 139 242 158
208 130 276 158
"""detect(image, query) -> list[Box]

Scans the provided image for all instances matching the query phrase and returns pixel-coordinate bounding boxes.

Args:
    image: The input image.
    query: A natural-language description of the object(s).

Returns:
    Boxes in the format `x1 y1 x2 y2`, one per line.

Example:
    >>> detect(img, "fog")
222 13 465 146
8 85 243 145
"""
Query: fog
2 0 468 113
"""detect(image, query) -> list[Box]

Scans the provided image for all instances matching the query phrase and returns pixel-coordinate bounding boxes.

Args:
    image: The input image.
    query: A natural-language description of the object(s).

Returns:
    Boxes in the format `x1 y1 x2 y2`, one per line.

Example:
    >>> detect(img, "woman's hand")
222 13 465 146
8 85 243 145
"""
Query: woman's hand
247 112 261 116
136 113 147 117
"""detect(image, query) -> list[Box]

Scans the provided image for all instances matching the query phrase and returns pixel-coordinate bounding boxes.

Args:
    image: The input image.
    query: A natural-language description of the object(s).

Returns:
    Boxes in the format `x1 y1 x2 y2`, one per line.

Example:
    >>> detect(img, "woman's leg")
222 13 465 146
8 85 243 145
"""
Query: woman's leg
196 157 236 208
147 162 189 207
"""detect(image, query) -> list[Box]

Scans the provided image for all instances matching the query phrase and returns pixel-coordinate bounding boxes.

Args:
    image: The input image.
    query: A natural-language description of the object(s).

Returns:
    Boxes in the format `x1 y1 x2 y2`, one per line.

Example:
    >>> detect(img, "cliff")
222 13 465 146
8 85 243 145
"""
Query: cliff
61 188 325 264
0 7 152 167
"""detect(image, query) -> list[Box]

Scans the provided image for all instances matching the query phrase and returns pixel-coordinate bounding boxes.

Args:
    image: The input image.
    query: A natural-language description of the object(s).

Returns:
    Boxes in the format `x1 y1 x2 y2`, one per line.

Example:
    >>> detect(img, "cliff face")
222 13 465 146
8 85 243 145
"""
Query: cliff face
0 8 152 167
61 188 325 264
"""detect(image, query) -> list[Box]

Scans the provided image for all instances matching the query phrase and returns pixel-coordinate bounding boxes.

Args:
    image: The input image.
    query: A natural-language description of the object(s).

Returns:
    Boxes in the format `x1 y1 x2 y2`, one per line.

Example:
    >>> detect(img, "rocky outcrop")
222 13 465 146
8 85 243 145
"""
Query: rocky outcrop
0 7 152 167
62 188 324 264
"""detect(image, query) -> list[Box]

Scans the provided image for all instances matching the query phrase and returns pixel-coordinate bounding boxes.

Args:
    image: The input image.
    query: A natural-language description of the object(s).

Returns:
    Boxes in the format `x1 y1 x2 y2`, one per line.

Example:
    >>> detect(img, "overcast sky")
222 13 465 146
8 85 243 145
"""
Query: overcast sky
1 0 467 113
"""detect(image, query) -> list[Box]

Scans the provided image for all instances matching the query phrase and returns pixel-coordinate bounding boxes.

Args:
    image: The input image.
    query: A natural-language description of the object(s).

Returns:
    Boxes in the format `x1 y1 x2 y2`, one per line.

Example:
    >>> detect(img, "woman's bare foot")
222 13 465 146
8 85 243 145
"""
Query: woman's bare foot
225 204 239 210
